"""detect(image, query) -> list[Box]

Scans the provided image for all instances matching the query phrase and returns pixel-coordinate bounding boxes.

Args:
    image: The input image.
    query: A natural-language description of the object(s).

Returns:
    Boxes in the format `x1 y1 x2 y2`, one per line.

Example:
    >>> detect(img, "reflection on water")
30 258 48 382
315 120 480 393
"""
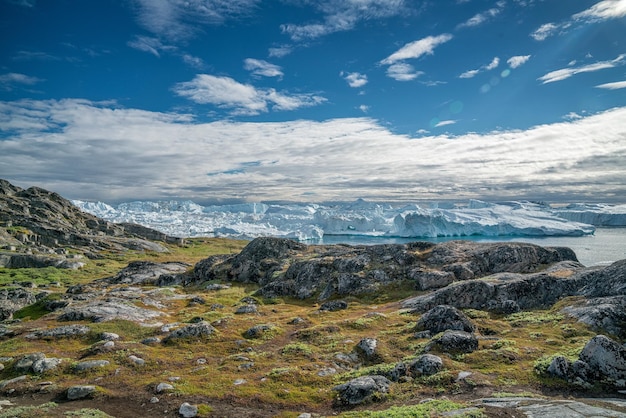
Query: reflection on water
317 228 626 267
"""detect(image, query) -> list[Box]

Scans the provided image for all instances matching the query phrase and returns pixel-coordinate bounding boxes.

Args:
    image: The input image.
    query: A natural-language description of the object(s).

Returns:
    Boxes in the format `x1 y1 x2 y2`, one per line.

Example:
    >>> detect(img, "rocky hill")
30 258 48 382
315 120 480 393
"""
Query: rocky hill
0 179 183 267
0 181 625 417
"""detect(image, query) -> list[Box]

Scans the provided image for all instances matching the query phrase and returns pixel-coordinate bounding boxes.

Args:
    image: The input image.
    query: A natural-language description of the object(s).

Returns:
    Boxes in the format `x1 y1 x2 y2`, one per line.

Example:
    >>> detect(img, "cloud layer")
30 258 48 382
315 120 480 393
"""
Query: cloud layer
1 99 625 203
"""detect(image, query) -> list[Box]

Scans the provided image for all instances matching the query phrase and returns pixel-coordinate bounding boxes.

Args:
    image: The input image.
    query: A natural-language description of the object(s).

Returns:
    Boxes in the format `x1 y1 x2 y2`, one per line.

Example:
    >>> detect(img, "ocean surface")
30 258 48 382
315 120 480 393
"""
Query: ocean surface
318 227 626 267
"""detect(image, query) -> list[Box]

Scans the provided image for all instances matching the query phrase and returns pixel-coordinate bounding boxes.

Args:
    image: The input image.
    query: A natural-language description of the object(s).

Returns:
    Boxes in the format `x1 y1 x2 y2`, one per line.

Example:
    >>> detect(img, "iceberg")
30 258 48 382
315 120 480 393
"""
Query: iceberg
71 198 605 241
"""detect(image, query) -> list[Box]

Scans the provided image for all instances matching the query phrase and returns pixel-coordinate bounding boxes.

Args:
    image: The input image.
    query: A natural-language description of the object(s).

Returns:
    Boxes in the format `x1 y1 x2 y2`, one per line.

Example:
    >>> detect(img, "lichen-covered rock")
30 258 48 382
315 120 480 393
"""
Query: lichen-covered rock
547 356 571 379
164 322 216 343
74 360 110 371
58 298 162 323
66 385 96 400
409 354 443 376
25 324 90 339
319 300 348 312
355 338 379 361
414 305 475 334
179 402 198 418
0 288 42 320
562 296 626 338
14 353 45 374
579 335 626 382
102 261 190 286
333 375 391 405
243 324 275 339
409 269 455 290
428 330 478 354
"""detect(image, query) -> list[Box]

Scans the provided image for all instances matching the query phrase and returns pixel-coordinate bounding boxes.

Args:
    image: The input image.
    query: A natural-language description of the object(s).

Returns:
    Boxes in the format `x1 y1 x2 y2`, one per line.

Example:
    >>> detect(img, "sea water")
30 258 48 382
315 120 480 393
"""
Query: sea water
319 227 626 267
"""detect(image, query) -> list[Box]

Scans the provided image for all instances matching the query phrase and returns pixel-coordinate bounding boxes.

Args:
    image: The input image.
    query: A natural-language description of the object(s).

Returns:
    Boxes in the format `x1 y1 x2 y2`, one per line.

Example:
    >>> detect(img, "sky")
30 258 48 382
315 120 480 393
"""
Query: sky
0 0 625 204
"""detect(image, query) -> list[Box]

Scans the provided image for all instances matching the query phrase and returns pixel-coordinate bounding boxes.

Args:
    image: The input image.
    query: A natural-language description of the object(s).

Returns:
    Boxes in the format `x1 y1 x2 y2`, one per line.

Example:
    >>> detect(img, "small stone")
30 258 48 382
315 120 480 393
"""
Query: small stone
150 397 159 404
141 336 161 345
128 355 145 366
317 367 337 377
235 304 258 314
319 300 348 312
67 385 96 400
233 379 247 385
32 357 63 374
99 332 120 341
156 383 175 393
457 371 473 381
298 414 312 418
103 341 115 349
74 360 110 371
179 402 198 418
0 375 27 389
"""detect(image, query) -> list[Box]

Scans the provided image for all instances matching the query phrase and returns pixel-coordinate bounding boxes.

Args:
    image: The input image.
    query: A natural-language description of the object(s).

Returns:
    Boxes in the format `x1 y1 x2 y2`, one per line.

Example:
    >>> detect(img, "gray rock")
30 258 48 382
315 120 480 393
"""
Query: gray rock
67 385 96 400
388 362 408 382
102 261 190 286
128 355 145 366
0 375 27 389
409 354 444 376
141 336 161 345
333 375 391 405
99 332 120 341
179 402 198 417
415 305 475 334
156 382 175 393
579 335 626 382
74 360 110 371
547 355 571 380
428 330 478 354
0 288 40 320
319 300 348 312
243 324 275 339
356 338 378 359
164 321 217 343
235 304 258 314
562 296 626 338
32 357 63 374
410 269 455 290
14 353 46 373
25 324 90 339
58 298 161 323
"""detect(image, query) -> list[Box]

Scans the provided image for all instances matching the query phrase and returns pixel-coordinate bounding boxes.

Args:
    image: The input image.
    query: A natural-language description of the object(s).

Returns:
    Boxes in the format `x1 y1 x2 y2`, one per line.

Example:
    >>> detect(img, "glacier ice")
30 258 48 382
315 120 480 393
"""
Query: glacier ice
66 198 626 242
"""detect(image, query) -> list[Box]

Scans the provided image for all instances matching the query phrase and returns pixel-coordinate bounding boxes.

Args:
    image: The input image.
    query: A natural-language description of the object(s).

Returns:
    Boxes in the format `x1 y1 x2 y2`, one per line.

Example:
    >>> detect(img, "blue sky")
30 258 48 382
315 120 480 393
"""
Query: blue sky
0 0 625 204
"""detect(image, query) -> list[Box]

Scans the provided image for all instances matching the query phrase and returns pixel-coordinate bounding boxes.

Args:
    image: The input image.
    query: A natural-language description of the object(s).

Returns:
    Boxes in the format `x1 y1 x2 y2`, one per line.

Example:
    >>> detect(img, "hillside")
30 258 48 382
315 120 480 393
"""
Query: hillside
0 181 625 417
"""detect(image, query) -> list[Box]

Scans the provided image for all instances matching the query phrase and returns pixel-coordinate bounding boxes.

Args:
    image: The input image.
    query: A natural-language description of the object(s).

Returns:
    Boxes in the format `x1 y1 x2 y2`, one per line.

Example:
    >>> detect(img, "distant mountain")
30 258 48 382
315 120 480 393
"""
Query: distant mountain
0 179 182 258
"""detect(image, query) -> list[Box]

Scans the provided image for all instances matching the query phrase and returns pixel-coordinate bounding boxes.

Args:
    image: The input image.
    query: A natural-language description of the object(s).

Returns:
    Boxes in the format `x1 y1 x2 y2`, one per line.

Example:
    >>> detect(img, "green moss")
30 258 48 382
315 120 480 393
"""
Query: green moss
339 400 481 417
0 402 58 418
281 342 314 357
64 409 115 418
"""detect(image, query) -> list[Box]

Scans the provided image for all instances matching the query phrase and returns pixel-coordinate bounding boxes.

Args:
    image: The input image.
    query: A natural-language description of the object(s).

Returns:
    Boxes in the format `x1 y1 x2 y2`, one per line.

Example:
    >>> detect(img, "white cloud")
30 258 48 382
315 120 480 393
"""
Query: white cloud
0 73 43 89
127 35 176 57
281 0 408 41
538 54 626 84
132 0 260 41
457 5 503 29
507 55 531 68
359 105 369 113
172 74 325 115
2 99 625 203
381 34 453 65
268 45 293 58
532 0 626 41
385 63 423 81
530 22 559 41
342 72 368 88
459 57 499 78
573 0 626 21
434 120 456 127
596 80 626 90
244 58 283 78
182 54 205 69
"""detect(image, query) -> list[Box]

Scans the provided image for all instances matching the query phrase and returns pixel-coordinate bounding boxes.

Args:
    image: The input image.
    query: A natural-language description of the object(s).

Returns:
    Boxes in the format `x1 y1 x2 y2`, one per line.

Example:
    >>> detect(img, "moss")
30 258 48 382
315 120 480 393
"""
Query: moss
64 409 115 418
281 342 314 357
0 402 58 418
339 400 481 417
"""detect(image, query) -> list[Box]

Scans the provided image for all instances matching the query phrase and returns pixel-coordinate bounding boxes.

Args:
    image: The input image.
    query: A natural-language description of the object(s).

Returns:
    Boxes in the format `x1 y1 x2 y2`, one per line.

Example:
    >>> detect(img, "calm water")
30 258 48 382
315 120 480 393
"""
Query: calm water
318 227 626 267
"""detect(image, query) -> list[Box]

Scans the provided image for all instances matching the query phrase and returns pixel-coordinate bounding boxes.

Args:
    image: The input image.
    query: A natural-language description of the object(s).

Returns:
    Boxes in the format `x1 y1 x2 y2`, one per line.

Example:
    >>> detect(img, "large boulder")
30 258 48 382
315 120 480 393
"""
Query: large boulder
562 296 626 338
333 375 391 405
579 335 626 382
101 261 190 286
428 330 478 354
163 322 217 343
414 305 475 334
409 354 443 377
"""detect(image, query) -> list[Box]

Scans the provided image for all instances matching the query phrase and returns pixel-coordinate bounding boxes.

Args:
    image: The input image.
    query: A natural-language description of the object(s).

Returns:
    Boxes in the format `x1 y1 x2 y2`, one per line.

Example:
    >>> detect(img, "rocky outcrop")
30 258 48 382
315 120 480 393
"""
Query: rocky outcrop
100 261 190 286
0 288 45 321
0 179 180 256
193 238 577 301
414 305 475 335
333 375 391 405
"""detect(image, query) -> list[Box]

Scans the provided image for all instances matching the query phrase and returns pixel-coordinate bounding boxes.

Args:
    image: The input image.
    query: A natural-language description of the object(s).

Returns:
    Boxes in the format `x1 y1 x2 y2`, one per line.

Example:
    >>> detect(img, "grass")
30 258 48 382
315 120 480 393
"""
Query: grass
338 400 483 417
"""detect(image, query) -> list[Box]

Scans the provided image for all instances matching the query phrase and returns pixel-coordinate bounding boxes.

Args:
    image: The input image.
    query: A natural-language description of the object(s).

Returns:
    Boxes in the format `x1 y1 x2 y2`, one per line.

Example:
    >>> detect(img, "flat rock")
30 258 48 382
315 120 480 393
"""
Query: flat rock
25 324 90 339
74 360 110 371
58 298 162 323
163 321 216 343
67 385 96 400
102 261 190 286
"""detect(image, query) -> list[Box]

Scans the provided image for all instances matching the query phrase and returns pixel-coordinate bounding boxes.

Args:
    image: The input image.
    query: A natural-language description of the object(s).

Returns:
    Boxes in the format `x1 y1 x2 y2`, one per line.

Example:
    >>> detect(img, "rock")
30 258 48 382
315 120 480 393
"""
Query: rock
206 283 231 291
67 385 96 400
547 356 571 380
388 362 408 382
14 353 45 373
141 336 161 345
428 330 478 354
74 360 110 371
319 300 348 312
0 288 40 320
102 261 190 286
243 324 275 339
128 355 145 366
25 324 90 339
164 322 217 343
150 396 159 403
233 379 247 385
409 354 444 376
562 296 626 338
355 338 379 360
235 304 258 314
156 383 175 393
179 402 198 417
0 375 27 389
32 357 63 374
58 298 161 323
579 335 626 382
414 305 475 334
333 375 391 405
409 269 455 290
99 332 120 341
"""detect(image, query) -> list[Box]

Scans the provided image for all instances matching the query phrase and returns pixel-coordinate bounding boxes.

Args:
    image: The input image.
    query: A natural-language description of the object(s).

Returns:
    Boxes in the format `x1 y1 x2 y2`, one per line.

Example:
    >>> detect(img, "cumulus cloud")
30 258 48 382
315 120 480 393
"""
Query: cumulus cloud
132 0 260 41
172 74 325 115
507 55 531 68
538 54 626 84
2 99 625 203
459 57 499 78
595 80 626 90
530 22 560 41
244 58 283 78
385 63 423 81
281 0 408 41
381 34 453 65
342 72 368 88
